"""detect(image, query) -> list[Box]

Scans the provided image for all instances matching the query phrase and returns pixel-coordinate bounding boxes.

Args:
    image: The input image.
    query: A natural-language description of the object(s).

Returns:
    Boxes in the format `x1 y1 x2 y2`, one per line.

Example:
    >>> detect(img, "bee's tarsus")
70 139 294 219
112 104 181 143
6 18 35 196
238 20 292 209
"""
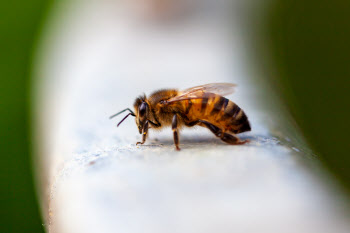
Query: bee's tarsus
137 120 149 145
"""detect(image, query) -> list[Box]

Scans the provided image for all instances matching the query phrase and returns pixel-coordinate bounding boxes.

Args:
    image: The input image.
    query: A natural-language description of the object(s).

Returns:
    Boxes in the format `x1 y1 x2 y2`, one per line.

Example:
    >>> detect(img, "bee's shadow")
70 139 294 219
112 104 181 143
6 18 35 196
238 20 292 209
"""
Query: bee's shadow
148 134 254 147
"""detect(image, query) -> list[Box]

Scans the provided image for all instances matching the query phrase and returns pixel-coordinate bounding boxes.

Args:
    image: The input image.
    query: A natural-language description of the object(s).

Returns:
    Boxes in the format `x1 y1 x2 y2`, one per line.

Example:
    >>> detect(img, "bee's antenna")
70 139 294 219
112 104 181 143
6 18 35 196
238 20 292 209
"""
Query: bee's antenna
117 113 132 127
109 108 135 119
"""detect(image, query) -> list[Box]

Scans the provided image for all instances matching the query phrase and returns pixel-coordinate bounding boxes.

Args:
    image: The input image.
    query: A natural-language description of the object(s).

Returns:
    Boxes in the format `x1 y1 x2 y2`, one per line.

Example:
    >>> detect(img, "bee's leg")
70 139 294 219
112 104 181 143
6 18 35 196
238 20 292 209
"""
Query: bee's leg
184 120 200 127
220 133 250 145
136 120 149 145
198 120 222 137
172 114 181 151
198 120 249 145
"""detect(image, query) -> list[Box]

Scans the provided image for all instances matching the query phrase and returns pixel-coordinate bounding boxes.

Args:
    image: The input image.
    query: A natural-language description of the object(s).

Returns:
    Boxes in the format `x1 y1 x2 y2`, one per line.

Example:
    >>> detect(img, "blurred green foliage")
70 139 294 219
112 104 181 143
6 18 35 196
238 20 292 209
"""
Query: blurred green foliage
0 1 51 232
265 0 350 190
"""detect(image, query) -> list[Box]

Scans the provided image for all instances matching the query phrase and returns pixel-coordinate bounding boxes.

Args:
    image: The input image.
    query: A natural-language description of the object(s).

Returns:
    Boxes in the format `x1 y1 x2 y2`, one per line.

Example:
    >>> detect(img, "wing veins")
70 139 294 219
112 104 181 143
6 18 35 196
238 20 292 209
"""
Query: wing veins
166 83 236 104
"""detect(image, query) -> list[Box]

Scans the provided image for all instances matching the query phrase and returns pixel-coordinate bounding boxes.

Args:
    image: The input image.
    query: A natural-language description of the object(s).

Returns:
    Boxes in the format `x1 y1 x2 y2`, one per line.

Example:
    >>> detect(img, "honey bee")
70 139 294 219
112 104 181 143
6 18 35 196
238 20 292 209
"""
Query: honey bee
110 83 251 150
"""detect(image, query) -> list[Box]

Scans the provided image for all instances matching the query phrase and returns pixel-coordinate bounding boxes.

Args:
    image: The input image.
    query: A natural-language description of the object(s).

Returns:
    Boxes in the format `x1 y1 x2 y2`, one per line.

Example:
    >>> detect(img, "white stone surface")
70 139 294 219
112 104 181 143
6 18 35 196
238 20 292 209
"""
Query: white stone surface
35 1 350 233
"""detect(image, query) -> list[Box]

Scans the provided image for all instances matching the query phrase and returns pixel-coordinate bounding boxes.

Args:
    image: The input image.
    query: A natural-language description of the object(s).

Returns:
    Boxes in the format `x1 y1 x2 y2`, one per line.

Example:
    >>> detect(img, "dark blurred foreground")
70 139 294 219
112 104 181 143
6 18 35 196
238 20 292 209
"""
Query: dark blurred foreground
0 0 50 232
0 0 349 232
265 0 350 190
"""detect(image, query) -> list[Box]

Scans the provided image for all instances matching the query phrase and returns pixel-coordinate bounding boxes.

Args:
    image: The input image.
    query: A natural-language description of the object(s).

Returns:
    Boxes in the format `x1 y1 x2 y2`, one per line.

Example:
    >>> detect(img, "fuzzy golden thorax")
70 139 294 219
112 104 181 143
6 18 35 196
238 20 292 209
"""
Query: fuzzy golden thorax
133 89 180 133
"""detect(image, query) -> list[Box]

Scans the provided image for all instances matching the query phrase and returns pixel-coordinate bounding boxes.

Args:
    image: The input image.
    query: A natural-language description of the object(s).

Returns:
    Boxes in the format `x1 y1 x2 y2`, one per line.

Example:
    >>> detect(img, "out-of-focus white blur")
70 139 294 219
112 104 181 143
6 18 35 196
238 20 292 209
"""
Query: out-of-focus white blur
34 0 350 233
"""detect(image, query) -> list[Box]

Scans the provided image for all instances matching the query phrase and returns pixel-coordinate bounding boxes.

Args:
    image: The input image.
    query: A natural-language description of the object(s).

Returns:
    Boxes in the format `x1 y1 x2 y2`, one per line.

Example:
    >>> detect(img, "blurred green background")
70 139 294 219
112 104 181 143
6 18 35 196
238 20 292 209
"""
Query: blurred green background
0 0 51 232
0 0 349 232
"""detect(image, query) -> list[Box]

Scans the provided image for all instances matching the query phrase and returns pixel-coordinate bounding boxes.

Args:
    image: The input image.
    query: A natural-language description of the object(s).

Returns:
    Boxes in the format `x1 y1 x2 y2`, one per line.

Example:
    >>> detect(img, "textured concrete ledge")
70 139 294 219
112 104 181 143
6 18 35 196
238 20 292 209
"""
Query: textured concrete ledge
35 1 350 233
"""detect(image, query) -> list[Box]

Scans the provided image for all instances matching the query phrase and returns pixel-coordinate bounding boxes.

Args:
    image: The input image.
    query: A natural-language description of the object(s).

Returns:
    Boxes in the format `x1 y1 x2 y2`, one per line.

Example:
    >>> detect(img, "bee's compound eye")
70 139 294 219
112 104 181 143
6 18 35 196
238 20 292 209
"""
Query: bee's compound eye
139 102 147 117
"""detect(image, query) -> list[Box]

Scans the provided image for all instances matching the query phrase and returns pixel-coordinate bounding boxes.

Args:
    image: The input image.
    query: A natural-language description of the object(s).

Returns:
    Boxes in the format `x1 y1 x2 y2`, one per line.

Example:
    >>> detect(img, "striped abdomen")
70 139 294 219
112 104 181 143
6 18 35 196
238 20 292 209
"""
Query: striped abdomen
183 93 251 134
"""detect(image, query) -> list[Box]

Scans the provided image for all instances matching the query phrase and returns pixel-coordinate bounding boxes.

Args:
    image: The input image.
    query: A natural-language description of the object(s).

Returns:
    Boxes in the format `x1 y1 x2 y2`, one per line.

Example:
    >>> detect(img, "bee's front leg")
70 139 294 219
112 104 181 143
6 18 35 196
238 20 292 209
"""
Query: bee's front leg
136 120 149 145
172 114 181 151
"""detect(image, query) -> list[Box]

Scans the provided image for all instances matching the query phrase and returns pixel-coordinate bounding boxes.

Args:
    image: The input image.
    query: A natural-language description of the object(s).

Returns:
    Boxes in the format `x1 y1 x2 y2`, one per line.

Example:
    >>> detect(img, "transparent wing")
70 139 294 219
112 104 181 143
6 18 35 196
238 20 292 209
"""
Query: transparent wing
166 83 236 103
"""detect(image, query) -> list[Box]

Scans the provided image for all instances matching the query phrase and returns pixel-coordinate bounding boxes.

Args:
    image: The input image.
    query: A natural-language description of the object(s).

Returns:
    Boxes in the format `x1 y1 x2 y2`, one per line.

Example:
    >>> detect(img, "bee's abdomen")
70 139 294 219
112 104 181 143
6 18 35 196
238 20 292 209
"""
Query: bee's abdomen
184 94 251 134
220 99 251 133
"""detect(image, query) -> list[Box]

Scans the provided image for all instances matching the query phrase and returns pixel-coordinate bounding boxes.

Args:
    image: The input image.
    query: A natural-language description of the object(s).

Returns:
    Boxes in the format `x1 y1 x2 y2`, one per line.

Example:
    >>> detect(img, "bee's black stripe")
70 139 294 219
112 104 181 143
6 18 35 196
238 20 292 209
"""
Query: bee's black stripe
229 104 240 115
211 97 228 115
233 112 251 133
222 98 229 109
236 111 248 124
185 100 192 114
240 120 251 132
233 109 241 118
201 98 208 113
222 103 240 120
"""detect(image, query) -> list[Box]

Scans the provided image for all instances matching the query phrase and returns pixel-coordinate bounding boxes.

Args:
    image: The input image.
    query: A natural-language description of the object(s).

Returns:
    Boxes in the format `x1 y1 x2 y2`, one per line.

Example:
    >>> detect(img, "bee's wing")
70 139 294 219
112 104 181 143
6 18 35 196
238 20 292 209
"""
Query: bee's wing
167 83 236 103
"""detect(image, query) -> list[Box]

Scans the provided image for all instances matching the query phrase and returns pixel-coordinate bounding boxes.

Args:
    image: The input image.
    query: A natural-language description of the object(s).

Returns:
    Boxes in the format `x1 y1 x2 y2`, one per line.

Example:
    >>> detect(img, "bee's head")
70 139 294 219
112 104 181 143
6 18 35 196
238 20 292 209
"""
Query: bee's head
134 95 149 134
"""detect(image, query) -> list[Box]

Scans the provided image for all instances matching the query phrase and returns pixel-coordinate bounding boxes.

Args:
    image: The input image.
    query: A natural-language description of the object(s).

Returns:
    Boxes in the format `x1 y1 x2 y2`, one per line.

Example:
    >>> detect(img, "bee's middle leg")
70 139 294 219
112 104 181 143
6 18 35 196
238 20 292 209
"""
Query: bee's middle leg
136 120 149 145
172 114 181 151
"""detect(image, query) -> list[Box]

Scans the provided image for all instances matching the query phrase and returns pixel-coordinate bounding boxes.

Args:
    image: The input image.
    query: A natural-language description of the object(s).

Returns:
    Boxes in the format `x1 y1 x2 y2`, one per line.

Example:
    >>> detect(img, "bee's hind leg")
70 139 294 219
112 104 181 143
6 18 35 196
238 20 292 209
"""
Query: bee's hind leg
220 132 249 145
198 120 249 145
172 114 181 151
